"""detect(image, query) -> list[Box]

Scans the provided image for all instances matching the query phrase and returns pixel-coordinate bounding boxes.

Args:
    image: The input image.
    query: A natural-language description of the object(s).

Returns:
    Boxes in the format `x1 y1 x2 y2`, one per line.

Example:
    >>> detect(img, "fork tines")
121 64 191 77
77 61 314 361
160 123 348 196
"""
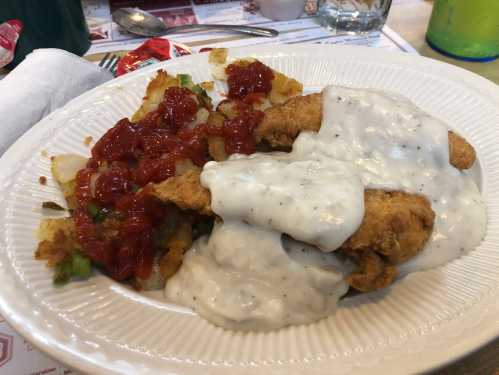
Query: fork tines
99 53 121 76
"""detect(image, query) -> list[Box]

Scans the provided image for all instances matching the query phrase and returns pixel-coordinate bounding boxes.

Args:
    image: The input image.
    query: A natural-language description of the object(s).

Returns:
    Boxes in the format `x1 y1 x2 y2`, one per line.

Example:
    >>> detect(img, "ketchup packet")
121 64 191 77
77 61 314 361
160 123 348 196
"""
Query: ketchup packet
0 19 23 68
116 38 191 76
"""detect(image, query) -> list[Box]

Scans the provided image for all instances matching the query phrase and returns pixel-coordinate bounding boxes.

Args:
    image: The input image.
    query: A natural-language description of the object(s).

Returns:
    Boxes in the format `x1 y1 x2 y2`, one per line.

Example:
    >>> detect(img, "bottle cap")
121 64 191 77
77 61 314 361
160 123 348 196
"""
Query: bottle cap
7 19 23 33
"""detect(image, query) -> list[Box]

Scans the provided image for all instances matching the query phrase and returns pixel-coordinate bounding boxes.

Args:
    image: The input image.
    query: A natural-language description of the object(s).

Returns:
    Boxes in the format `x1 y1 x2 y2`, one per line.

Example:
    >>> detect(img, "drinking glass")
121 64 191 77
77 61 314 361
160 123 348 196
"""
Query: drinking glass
317 0 393 33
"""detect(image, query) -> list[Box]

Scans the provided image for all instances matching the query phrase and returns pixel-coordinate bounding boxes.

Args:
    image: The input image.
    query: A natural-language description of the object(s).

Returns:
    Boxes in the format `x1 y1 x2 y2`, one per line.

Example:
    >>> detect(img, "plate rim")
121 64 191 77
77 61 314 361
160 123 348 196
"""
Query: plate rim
1 44 498 375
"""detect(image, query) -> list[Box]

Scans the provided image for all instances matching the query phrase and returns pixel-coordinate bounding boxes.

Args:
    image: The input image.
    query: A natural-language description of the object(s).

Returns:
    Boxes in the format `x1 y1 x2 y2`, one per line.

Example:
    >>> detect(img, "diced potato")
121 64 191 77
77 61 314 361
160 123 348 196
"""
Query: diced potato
208 136 227 162
131 70 180 122
206 112 228 161
269 71 303 105
231 58 255 67
51 154 87 184
194 107 210 126
208 48 228 65
51 154 88 209
208 51 301 105
175 159 201 176
199 81 214 91
253 97 272 111
36 218 77 266
60 180 78 209
207 111 225 127
160 221 193 280
135 259 165 291
37 217 75 242
211 64 227 80
209 49 232 80
217 100 240 119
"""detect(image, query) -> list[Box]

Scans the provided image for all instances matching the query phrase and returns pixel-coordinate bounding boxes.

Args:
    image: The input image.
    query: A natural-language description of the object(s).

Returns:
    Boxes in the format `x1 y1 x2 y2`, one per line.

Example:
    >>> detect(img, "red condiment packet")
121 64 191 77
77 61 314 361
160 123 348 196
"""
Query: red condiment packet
116 38 191 76
0 19 23 68
199 47 214 53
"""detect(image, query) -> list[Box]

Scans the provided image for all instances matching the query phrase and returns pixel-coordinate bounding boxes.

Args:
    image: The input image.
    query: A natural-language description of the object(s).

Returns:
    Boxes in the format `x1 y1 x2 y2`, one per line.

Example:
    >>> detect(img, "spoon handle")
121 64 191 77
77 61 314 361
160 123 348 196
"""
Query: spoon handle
163 24 279 38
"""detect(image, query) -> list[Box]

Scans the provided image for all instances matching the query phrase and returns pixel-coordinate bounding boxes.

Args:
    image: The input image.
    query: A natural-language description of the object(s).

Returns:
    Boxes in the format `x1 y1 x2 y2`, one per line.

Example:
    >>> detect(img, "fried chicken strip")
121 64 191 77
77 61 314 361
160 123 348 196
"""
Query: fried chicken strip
340 190 435 292
149 172 435 293
149 169 212 216
255 93 476 170
345 251 397 293
448 130 476 170
341 190 435 264
254 93 322 149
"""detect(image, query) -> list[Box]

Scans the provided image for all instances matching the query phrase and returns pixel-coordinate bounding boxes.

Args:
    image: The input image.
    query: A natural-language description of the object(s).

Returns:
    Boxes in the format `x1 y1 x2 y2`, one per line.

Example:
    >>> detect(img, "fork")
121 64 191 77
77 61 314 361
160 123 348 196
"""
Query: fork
98 53 121 76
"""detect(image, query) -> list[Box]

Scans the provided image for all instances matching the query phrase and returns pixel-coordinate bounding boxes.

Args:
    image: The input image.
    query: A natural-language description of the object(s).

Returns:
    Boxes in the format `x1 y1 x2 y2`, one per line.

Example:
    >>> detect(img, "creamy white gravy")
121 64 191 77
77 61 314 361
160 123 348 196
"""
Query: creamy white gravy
165 86 487 331
202 154 364 251
165 221 352 331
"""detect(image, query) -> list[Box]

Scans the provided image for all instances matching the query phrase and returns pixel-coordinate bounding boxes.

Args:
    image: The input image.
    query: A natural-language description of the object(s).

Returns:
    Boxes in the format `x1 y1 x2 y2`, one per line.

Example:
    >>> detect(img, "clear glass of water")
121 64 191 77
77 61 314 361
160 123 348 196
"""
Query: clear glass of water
317 0 393 33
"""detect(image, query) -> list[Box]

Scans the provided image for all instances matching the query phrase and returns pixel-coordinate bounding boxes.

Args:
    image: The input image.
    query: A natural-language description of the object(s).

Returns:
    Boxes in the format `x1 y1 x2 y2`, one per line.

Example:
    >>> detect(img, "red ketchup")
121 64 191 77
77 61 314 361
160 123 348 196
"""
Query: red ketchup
73 60 274 281
207 100 264 155
226 60 274 99
207 61 273 155
74 86 206 281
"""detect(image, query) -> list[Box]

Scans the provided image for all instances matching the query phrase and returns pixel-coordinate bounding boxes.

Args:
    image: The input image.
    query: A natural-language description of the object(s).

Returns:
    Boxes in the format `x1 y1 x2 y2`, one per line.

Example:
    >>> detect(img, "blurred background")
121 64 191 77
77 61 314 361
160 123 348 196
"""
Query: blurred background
1 0 497 81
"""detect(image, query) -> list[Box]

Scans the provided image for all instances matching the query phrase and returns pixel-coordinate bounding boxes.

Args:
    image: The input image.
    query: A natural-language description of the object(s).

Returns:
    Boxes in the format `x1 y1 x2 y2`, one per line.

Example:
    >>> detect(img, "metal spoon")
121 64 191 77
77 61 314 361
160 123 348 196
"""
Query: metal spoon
112 8 279 38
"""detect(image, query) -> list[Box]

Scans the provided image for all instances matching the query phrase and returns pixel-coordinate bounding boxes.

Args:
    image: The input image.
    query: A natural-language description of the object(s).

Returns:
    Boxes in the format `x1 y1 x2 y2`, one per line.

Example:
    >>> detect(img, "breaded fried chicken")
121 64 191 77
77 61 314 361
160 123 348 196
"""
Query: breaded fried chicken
147 172 435 293
448 130 476 170
150 169 212 216
254 93 322 148
340 190 434 292
341 190 435 264
255 93 476 170
345 251 397 293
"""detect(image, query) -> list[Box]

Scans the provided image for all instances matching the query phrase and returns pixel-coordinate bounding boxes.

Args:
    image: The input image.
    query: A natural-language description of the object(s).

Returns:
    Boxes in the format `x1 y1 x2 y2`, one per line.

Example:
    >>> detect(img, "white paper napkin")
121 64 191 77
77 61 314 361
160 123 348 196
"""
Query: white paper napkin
0 48 113 155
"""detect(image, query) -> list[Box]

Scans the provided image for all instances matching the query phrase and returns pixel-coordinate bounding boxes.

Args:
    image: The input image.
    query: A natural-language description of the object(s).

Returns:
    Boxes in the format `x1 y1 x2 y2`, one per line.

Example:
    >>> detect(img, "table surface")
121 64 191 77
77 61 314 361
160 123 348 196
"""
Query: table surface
388 0 499 85
84 0 499 87
386 2 499 373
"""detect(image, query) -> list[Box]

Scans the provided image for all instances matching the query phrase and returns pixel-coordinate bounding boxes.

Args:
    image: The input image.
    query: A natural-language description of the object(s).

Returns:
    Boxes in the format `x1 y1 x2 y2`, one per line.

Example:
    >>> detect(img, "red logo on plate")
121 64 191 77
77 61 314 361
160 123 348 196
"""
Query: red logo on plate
0 333 13 367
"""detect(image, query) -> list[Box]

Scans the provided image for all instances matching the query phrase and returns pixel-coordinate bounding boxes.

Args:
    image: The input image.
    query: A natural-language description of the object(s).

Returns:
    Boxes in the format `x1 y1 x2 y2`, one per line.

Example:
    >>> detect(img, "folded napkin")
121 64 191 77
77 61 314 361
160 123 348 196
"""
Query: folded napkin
0 48 112 155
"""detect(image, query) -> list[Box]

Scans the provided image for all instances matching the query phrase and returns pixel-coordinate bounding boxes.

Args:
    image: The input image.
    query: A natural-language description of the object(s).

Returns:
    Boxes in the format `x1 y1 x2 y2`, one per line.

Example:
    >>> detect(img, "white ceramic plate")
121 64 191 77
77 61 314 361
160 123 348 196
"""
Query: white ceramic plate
1 45 498 375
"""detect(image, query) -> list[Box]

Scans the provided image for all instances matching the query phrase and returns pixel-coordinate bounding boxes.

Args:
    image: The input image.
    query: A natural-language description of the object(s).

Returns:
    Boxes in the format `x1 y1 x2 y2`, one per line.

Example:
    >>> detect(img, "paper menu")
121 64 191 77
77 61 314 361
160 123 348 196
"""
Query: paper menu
0 313 73 375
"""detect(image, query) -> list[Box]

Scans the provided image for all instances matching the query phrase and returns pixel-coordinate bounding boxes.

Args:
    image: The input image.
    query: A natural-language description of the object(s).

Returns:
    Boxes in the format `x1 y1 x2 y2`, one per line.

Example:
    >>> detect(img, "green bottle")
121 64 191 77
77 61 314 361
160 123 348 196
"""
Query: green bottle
426 0 499 62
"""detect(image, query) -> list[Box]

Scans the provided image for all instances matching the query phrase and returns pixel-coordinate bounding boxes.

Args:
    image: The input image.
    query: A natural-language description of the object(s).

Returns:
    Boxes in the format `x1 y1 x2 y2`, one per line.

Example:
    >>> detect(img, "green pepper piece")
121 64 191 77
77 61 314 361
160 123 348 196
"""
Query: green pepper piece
71 251 92 278
54 260 72 285
178 74 194 89
192 85 212 108
190 85 203 96
87 202 109 223
87 202 99 217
